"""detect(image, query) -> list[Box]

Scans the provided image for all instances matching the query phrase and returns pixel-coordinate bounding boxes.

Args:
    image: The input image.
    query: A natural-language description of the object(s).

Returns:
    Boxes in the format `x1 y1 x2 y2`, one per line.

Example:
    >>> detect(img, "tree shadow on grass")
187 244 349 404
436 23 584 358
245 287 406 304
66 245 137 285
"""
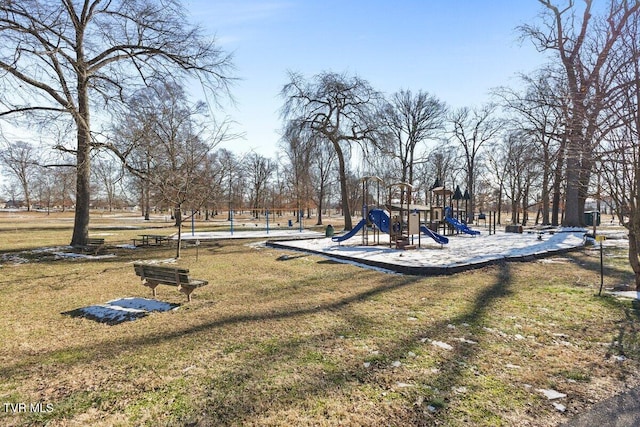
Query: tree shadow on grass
565 250 635 284
3 262 516 426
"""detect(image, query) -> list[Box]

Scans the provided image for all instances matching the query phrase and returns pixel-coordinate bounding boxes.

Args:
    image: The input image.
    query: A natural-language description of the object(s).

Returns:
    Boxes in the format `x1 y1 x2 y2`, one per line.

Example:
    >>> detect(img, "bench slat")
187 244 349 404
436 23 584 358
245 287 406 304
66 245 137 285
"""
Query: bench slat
133 263 208 301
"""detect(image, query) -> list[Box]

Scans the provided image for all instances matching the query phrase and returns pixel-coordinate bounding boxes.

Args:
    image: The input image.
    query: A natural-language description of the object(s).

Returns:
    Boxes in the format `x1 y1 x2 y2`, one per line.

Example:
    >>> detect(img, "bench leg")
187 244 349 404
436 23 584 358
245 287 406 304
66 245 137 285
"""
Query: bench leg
179 285 196 302
142 280 159 298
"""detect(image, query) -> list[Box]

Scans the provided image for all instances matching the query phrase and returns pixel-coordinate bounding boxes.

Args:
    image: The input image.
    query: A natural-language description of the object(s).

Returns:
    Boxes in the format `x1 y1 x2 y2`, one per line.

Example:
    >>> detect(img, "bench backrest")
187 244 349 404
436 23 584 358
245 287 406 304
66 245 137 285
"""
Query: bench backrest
87 238 105 245
133 263 190 285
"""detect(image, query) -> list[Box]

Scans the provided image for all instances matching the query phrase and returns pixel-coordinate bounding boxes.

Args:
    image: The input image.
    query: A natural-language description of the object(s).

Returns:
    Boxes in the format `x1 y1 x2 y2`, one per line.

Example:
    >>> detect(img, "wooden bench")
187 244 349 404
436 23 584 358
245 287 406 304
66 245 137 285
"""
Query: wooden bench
133 263 208 302
73 238 106 255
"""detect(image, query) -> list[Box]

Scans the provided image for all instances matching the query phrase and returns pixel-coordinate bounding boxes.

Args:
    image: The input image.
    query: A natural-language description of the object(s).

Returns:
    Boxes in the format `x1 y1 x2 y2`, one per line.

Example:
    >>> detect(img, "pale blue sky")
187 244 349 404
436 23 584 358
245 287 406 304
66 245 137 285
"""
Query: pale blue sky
186 1 551 156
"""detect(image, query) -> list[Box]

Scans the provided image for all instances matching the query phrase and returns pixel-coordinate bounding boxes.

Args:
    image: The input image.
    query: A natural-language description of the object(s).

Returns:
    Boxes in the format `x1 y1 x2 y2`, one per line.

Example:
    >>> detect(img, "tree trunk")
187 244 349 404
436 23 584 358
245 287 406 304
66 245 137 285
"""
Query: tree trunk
333 140 352 230
316 188 324 225
497 186 503 225
542 151 551 225
563 149 581 227
70 89 91 247
175 206 182 259
629 232 640 291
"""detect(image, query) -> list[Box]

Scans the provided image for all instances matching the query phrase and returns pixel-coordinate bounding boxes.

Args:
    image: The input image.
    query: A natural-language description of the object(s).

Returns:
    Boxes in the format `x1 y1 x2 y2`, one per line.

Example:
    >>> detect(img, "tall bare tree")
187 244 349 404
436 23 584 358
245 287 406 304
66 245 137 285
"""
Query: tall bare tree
309 136 337 225
376 90 447 186
281 71 378 230
600 15 640 289
0 0 233 246
0 140 40 211
521 0 640 226
92 153 125 212
244 152 275 218
114 82 231 258
494 68 569 225
281 123 314 224
449 104 503 222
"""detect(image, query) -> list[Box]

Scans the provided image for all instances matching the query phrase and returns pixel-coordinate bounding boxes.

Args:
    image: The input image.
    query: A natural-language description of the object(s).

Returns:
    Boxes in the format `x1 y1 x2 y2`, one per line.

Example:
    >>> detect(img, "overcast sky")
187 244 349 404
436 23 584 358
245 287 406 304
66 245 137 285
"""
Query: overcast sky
186 0 552 157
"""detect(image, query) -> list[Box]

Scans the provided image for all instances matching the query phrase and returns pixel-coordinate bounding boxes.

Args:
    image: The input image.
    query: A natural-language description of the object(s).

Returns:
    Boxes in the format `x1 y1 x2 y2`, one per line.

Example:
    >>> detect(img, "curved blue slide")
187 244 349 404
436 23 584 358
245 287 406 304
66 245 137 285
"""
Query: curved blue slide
332 209 389 242
332 218 367 242
420 225 449 245
445 215 480 235
368 209 390 233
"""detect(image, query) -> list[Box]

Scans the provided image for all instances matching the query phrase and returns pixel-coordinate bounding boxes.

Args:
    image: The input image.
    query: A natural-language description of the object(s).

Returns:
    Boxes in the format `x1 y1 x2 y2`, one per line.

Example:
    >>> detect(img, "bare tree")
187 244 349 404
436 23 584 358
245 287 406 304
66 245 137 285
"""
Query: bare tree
0 140 40 211
600 16 640 289
281 124 313 224
92 153 125 212
115 82 231 258
449 104 503 221
521 0 640 226
375 90 447 186
281 71 379 230
310 136 337 225
0 0 233 246
494 68 568 225
244 152 275 218
216 149 241 220
500 131 542 225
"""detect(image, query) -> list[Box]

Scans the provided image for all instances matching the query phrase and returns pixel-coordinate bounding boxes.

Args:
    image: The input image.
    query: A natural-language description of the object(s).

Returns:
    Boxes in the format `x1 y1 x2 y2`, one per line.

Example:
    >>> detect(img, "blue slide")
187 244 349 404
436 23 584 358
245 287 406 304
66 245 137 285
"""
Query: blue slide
332 218 367 242
420 225 449 245
444 212 480 235
332 209 389 242
368 209 390 233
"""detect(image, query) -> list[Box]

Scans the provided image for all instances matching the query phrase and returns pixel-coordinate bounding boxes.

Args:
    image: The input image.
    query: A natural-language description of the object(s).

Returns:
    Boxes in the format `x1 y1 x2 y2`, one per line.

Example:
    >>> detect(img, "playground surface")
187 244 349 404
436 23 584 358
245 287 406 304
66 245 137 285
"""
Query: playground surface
268 228 590 275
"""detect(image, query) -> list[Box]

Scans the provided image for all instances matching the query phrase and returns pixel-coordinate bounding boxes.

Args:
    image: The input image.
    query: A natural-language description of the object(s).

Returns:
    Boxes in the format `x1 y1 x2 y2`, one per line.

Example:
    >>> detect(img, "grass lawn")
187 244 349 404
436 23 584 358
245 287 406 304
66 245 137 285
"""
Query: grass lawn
1 211 639 426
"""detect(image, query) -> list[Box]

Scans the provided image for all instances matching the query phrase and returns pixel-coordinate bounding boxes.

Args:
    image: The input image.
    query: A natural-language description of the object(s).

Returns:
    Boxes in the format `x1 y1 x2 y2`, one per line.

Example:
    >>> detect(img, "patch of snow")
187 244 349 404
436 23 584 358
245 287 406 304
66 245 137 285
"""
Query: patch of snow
537 388 567 400
431 340 453 350
117 244 137 249
52 252 116 260
106 297 179 312
553 402 566 412
271 229 586 272
392 361 402 367
454 337 478 345
63 297 179 325
179 229 324 241
609 291 640 300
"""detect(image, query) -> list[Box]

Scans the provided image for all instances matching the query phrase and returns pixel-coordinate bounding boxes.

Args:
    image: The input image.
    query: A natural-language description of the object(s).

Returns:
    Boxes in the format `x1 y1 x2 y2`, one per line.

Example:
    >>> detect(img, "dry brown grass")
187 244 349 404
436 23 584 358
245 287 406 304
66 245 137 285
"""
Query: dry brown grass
0 211 639 426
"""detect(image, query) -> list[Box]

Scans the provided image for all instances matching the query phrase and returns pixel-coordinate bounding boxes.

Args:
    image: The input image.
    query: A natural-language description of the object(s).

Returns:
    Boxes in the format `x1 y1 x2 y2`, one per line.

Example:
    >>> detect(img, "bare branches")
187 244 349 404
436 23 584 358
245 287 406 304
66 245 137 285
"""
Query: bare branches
280 71 379 230
0 0 234 245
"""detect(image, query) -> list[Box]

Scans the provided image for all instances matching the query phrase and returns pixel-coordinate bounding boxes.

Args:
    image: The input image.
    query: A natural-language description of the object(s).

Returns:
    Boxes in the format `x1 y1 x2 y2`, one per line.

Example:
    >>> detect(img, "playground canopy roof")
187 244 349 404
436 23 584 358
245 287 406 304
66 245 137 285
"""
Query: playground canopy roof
388 203 431 212
431 186 453 196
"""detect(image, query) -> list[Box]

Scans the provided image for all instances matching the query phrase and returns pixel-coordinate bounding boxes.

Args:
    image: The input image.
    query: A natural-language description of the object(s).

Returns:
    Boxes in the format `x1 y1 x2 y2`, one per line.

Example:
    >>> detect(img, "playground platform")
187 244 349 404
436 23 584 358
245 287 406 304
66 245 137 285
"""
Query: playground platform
266 229 587 275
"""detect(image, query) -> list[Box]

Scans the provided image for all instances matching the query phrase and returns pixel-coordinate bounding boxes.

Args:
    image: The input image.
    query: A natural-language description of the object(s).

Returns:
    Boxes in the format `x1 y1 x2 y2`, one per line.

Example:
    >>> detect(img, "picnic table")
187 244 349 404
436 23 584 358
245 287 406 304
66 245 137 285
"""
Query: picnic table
133 234 173 247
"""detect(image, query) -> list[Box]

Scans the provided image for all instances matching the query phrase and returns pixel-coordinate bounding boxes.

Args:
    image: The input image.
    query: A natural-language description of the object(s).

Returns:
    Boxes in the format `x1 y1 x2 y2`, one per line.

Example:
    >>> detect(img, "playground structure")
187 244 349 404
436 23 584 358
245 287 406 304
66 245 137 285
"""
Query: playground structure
331 176 483 248
332 178 452 248
428 181 480 237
